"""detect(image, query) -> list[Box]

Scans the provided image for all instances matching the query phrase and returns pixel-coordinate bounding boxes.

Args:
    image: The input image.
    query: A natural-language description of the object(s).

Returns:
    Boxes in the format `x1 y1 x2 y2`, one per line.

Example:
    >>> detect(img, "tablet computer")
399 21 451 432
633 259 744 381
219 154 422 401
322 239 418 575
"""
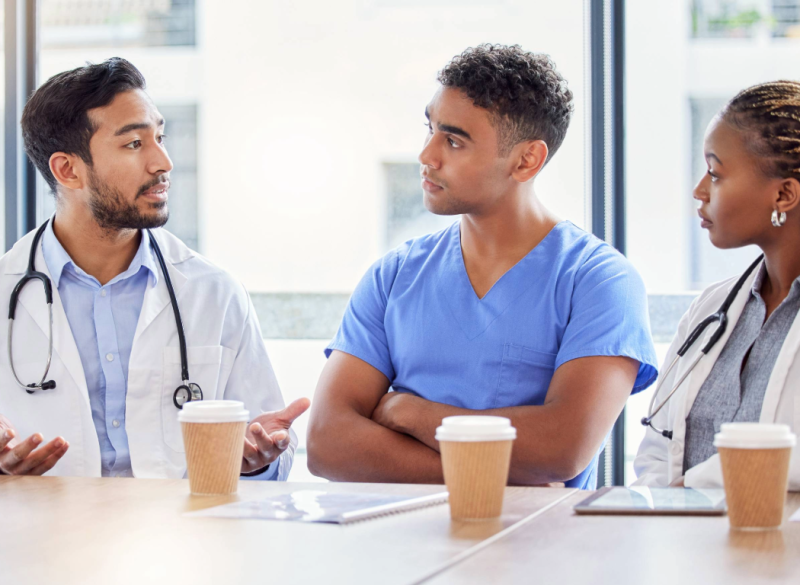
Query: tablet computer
573 486 727 515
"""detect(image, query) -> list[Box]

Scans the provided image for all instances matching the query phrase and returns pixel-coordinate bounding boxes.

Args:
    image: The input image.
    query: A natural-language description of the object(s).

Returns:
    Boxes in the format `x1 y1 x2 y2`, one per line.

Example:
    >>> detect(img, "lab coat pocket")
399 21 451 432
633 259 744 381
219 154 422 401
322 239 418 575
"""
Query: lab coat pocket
160 345 236 453
495 343 557 407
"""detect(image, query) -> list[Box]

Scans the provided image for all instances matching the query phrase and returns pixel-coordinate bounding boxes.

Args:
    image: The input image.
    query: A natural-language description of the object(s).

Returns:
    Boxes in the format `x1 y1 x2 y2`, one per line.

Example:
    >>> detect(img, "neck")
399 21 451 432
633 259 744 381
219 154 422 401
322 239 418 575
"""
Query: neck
460 186 559 259
52 201 141 286
759 226 800 303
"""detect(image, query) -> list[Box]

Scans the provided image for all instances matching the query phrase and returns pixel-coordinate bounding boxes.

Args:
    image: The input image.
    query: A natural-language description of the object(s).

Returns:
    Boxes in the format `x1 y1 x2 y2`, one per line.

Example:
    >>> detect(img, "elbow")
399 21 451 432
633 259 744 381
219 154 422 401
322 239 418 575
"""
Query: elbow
551 458 586 484
305 422 331 479
509 445 590 485
306 414 349 480
550 445 598 483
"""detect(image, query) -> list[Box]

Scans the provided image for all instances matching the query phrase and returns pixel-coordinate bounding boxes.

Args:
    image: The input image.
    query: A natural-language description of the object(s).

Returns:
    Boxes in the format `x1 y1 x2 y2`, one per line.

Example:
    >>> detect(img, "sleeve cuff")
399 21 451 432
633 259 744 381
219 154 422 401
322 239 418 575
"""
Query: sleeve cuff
684 455 724 489
240 458 281 481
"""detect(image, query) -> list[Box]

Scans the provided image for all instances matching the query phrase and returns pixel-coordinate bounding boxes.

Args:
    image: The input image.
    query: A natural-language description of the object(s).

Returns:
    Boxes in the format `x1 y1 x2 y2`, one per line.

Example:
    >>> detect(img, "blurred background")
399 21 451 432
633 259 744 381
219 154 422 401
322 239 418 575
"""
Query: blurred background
3 0 799 483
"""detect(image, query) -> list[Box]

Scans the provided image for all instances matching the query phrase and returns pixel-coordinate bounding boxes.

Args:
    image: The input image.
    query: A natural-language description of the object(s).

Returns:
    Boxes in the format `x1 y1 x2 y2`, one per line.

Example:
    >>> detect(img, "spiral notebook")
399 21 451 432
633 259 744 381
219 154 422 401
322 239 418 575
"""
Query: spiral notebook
186 490 449 524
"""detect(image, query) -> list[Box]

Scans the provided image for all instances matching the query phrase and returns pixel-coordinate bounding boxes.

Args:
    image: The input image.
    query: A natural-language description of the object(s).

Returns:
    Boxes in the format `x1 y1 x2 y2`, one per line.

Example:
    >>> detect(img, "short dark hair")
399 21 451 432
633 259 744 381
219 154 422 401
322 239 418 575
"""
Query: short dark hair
437 44 573 160
721 80 800 181
21 57 147 192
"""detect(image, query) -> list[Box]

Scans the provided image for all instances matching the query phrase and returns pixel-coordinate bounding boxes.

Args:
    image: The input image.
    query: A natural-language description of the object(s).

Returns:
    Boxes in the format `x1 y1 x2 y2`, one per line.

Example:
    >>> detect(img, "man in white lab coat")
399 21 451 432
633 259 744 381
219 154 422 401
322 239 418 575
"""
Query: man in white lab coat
0 58 308 480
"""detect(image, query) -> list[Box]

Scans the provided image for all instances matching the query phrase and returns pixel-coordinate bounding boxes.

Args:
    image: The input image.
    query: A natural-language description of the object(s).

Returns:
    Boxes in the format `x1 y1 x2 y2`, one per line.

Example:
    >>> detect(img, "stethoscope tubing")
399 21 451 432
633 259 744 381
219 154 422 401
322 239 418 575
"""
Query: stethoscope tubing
641 254 764 440
9 220 200 407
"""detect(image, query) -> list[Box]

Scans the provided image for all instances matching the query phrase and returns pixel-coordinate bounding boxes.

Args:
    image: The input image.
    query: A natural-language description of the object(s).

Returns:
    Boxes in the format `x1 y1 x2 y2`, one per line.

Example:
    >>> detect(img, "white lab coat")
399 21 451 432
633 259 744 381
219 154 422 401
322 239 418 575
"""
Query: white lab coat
634 260 800 490
0 226 295 480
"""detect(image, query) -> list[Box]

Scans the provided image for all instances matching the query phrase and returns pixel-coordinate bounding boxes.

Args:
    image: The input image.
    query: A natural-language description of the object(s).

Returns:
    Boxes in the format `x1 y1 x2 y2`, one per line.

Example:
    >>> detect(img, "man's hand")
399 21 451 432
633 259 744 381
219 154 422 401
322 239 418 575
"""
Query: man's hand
0 415 69 476
241 398 310 475
371 391 415 434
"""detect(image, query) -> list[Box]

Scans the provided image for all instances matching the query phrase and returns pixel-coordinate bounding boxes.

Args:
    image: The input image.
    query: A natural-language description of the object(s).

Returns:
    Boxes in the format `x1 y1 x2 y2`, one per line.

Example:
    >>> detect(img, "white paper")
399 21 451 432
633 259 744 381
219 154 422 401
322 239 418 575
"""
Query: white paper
185 490 448 524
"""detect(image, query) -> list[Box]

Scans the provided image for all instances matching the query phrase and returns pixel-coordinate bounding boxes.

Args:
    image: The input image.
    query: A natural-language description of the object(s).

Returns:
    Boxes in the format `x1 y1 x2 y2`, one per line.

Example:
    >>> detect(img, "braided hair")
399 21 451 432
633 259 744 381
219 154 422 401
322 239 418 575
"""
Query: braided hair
721 80 800 181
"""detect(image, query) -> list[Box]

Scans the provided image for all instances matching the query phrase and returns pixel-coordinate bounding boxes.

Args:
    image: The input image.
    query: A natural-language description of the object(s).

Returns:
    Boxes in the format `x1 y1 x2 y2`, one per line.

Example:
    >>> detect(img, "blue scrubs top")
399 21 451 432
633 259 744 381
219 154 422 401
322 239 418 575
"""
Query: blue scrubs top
326 220 658 489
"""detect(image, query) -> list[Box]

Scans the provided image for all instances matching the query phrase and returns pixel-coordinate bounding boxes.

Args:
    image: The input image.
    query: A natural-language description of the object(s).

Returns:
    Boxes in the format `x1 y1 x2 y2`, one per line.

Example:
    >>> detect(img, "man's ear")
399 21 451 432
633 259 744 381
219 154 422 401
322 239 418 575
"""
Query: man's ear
511 140 549 183
49 152 86 191
775 177 800 219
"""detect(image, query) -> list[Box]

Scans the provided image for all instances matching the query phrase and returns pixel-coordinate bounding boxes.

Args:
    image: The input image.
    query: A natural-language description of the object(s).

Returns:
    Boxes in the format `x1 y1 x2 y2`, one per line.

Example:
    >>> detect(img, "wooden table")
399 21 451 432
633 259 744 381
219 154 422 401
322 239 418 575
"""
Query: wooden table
0 476 575 585
422 491 800 585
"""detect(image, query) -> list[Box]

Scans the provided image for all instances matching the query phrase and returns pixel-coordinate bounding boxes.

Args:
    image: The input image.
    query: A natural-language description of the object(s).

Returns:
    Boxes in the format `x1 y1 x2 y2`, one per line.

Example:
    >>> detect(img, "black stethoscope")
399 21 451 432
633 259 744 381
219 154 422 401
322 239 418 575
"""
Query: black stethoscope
640 254 764 440
9 219 203 409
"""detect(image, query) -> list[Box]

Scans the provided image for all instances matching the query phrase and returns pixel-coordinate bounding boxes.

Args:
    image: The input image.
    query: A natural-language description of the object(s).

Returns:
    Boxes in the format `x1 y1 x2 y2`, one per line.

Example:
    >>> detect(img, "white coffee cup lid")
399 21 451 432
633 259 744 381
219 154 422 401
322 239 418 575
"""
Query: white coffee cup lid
713 423 796 449
178 400 250 423
435 416 517 442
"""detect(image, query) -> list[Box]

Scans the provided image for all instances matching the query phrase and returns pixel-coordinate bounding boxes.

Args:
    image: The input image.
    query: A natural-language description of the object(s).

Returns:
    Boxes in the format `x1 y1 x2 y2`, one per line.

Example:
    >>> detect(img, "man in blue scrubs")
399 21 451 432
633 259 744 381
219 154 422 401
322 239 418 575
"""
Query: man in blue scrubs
307 44 657 489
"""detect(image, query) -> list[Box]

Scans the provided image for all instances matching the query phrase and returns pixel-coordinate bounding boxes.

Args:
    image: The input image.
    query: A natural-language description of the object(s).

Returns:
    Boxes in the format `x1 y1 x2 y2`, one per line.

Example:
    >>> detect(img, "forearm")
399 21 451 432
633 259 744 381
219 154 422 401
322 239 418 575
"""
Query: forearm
392 398 595 485
306 408 444 483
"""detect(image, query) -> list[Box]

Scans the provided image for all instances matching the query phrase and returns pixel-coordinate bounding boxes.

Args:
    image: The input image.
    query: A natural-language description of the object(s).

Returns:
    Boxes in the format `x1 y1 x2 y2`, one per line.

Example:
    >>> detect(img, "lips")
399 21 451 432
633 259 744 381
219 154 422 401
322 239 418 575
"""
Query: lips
421 175 443 192
139 181 170 200
697 210 712 228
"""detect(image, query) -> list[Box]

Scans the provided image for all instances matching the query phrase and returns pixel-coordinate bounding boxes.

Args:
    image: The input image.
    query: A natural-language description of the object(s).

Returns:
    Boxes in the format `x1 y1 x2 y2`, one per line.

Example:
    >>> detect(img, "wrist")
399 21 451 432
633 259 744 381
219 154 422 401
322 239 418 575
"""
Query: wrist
241 461 272 477
393 394 422 435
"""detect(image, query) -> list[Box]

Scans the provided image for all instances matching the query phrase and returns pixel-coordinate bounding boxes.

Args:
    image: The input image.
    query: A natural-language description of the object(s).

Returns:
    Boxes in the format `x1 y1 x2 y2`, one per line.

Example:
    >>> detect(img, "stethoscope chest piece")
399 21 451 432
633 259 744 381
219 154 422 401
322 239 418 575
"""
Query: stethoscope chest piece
173 382 203 409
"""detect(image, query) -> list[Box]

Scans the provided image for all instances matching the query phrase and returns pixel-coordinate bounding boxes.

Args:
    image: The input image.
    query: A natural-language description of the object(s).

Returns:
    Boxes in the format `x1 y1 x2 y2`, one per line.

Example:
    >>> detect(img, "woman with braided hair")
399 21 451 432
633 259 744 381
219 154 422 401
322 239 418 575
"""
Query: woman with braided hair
634 81 800 489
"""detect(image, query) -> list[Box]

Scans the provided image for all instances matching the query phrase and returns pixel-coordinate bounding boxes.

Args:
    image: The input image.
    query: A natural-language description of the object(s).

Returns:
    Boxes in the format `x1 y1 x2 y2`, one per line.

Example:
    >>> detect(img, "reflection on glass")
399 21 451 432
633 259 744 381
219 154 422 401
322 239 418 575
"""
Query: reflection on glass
41 0 196 48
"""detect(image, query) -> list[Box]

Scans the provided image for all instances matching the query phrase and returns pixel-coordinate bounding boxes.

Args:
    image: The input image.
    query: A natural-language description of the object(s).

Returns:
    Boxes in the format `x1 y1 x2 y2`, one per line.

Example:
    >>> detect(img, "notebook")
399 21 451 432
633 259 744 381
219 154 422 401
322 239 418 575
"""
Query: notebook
185 490 449 524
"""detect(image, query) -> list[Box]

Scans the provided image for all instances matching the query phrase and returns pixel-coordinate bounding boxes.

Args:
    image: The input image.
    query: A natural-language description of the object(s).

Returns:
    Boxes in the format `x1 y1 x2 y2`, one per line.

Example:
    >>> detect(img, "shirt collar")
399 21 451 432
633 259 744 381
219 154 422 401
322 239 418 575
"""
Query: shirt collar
750 260 800 300
41 219 159 289
751 262 768 298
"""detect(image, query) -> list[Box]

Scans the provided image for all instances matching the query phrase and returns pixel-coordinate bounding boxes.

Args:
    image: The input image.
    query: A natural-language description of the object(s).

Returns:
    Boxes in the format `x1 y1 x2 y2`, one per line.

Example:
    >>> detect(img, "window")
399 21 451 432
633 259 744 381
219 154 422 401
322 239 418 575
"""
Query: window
41 0 196 48
38 0 201 247
195 0 588 479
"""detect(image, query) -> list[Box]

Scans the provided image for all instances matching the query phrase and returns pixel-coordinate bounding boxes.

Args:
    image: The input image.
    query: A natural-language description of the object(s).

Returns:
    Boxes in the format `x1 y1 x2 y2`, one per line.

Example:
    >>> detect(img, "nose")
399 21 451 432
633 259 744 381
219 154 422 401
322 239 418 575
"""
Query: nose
693 173 710 202
148 141 174 175
418 133 440 170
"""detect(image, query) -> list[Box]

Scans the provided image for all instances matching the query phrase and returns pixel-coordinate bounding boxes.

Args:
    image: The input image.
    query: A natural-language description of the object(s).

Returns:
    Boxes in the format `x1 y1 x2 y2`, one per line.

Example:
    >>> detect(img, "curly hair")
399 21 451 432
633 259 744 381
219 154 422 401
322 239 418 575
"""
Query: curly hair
437 44 573 160
21 58 146 193
721 80 800 181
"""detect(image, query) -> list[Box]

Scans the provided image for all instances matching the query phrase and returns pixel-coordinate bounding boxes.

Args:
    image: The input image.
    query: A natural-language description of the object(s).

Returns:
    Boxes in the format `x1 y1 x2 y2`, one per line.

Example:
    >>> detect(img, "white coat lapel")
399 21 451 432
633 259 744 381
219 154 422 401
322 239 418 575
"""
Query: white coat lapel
131 233 188 347
680 266 761 421
760 310 800 422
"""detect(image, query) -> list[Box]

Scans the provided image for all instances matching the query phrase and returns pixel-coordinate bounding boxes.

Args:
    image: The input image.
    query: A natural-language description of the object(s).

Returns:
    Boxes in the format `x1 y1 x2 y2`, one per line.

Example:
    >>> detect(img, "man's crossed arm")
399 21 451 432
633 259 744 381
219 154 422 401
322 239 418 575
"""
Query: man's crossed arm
306 350 638 485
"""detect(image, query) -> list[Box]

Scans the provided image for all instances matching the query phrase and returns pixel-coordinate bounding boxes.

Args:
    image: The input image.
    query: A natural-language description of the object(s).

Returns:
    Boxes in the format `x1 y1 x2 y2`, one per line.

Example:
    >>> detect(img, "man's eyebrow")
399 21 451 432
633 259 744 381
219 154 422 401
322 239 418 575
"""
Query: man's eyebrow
114 118 165 137
424 107 472 141
705 152 722 166
438 123 472 141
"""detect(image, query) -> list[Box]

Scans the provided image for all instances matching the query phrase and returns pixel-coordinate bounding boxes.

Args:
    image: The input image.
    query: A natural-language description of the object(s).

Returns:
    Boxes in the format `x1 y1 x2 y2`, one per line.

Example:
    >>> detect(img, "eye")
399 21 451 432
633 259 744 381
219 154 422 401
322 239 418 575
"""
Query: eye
157 134 168 144
707 169 718 182
447 137 460 148
126 139 142 149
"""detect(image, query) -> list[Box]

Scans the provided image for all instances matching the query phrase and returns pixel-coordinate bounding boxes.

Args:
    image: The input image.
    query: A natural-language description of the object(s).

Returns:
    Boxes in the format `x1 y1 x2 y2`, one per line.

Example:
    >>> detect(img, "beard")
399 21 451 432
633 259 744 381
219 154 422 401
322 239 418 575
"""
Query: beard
87 169 170 231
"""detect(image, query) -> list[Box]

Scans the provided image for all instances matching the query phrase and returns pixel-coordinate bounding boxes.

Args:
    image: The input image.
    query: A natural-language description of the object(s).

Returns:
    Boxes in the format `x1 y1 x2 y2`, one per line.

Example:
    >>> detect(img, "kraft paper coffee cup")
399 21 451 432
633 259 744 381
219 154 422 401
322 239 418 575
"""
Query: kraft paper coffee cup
436 416 516 520
714 423 796 530
179 401 249 496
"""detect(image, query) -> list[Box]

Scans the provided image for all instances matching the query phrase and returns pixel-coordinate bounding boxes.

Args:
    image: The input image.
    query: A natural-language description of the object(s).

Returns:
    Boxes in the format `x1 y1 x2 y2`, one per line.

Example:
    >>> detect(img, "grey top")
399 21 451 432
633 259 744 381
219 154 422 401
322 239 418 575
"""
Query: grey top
683 264 800 473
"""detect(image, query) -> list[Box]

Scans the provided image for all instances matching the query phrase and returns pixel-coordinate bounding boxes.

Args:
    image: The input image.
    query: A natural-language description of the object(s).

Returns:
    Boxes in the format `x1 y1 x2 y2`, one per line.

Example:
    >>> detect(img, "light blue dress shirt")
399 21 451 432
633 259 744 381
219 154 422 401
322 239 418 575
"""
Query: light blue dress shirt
41 221 278 480
326 220 659 489
42 221 156 477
